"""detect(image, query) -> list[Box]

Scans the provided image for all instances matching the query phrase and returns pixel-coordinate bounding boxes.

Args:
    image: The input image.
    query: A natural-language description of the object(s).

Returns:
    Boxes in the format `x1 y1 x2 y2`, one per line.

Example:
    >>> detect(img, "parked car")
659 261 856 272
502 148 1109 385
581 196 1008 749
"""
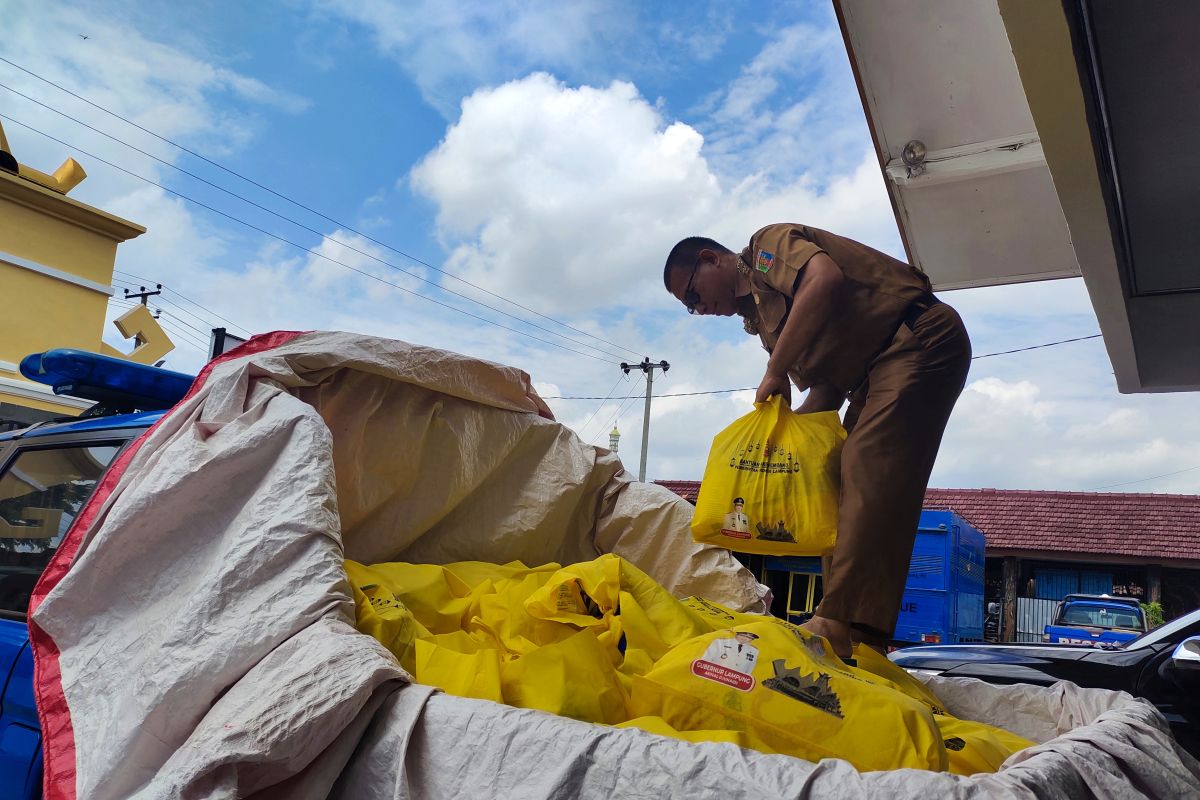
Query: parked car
1043 593 1146 647
0 349 189 800
890 607 1200 758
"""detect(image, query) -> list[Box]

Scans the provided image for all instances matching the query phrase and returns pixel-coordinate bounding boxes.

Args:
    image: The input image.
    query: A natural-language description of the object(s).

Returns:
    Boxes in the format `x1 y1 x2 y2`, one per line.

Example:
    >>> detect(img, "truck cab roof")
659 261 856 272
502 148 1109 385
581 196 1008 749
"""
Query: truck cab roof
1060 594 1143 609
0 409 166 442
1 348 193 442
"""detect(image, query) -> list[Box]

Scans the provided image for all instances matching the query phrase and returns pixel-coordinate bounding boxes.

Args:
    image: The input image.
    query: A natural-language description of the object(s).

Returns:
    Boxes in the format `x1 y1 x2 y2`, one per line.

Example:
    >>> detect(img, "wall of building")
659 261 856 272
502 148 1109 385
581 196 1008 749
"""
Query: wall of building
0 168 145 422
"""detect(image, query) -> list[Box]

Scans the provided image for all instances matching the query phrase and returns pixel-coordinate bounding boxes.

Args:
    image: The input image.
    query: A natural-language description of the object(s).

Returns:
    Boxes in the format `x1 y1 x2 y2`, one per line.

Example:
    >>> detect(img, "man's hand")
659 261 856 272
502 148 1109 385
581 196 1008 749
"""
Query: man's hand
755 372 791 405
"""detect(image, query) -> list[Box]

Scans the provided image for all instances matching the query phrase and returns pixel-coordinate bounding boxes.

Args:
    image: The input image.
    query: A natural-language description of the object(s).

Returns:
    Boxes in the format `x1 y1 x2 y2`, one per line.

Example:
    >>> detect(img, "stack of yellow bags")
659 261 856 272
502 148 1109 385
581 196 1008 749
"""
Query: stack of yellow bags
347 554 1031 775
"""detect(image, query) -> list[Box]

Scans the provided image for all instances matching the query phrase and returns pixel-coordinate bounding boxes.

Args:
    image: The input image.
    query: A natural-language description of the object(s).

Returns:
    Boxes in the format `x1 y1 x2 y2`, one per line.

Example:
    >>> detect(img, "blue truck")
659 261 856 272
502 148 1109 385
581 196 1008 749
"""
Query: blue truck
759 509 986 645
0 349 191 800
893 509 985 644
1042 594 1147 648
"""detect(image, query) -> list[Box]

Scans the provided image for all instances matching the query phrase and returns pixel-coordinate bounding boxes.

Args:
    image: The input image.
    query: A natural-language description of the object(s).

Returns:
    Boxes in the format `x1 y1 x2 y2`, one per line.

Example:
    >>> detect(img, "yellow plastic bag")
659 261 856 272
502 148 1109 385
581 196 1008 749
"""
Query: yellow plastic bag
347 555 1032 774
692 396 845 555
346 559 563 671
628 619 949 772
848 643 1034 774
934 715 1035 776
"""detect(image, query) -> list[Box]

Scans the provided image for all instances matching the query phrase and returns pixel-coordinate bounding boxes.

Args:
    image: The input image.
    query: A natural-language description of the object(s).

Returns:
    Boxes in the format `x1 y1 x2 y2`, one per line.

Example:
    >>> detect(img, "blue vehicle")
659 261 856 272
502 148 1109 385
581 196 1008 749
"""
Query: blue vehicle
892 509 985 645
0 350 190 800
1042 594 1146 648
757 509 986 645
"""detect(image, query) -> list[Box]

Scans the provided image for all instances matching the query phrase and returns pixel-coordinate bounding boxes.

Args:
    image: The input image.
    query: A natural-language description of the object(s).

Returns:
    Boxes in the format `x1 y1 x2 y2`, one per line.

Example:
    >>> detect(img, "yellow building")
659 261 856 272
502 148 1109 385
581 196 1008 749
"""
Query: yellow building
0 133 149 428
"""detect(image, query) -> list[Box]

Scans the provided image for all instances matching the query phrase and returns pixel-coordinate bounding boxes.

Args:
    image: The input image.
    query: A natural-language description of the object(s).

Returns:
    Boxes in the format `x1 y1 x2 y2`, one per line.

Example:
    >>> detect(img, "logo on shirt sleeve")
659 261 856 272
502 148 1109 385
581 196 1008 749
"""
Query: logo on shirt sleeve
756 249 774 272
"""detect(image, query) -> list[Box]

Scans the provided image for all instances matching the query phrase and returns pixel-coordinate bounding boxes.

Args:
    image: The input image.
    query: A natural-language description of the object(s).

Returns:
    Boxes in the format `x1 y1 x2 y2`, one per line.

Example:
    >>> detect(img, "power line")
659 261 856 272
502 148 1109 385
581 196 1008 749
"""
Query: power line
2 113 621 365
588 375 645 446
572 372 630 444
546 333 1106 399
548 386 750 400
0 83 631 363
1092 464 1200 491
969 334 1102 360
110 278 246 348
0 90 629 363
105 298 210 354
0 61 643 361
114 270 251 336
106 294 210 345
110 279 211 338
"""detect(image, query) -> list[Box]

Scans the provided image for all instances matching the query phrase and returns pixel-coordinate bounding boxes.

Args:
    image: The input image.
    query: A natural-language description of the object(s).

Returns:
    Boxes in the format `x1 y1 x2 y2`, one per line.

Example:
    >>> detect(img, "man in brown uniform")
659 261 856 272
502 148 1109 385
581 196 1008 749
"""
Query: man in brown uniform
663 223 971 658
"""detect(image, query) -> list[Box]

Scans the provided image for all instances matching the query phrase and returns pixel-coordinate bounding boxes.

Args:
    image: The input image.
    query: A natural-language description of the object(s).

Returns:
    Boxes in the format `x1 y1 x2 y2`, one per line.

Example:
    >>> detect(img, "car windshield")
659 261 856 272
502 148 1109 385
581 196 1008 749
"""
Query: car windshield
1059 604 1142 629
1125 607 1200 650
0 442 122 615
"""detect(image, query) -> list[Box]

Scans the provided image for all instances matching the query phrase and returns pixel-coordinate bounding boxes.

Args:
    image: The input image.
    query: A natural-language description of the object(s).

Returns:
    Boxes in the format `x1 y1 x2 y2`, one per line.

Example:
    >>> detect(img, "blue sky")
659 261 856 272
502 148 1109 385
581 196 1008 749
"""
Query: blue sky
4 0 1198 492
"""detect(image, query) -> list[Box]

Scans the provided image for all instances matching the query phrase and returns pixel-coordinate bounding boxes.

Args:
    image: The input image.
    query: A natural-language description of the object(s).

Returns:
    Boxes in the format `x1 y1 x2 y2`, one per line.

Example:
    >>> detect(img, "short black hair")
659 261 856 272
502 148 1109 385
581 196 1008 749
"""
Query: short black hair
663 236 731 292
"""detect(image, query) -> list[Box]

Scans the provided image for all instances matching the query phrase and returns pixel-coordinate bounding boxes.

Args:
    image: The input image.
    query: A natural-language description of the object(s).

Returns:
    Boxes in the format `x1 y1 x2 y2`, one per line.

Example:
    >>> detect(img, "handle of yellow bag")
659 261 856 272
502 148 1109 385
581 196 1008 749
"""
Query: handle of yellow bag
752 394 790 412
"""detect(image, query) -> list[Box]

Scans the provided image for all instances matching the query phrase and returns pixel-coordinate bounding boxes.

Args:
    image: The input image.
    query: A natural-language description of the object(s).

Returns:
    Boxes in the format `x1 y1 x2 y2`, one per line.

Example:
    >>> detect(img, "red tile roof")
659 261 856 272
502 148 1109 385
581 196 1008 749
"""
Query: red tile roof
654 480 701 504
654 481 1200 563
923 488 1200 563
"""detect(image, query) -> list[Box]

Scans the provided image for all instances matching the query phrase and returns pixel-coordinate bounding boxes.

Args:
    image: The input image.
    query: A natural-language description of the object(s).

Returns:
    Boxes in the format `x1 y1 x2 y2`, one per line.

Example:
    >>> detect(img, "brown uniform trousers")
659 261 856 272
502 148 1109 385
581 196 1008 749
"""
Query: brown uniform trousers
817 301 971 643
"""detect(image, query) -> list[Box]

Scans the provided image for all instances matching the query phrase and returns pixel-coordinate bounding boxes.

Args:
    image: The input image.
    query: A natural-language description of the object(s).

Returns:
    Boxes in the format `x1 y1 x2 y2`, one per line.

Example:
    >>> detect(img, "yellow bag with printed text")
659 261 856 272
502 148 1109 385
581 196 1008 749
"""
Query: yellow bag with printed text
692 396 846 555
347 554 1033 773
628 618 949 771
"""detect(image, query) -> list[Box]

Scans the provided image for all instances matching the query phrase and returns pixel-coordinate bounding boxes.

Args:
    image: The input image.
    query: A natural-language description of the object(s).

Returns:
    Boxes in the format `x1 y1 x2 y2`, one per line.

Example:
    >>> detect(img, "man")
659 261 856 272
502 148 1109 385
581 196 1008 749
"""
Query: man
721 496 750 539
699 630 760 674
664 224 971 658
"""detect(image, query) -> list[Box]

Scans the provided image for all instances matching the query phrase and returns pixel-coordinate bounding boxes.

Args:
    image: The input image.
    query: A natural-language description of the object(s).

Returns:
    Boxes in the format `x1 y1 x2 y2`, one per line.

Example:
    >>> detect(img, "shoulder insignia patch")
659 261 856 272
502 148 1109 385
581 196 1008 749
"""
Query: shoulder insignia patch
756 249 774 272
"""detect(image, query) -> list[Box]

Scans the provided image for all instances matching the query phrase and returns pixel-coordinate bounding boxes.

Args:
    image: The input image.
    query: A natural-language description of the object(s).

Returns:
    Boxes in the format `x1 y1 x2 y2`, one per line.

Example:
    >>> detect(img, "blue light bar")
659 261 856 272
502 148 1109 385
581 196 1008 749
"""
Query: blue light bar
20 349 194 410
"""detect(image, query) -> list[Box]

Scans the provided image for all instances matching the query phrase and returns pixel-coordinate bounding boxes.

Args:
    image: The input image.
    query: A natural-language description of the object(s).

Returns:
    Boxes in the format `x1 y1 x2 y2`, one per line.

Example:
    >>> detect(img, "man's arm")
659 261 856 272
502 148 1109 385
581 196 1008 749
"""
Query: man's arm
795 381 845 414
754 253 845 403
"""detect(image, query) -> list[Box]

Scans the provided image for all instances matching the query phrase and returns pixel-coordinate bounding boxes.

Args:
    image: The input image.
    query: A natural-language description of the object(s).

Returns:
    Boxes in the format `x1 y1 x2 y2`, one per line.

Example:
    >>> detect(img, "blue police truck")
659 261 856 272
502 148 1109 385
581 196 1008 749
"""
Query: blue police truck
1042 594 1146 648
758 509 986 645
0 349 191 800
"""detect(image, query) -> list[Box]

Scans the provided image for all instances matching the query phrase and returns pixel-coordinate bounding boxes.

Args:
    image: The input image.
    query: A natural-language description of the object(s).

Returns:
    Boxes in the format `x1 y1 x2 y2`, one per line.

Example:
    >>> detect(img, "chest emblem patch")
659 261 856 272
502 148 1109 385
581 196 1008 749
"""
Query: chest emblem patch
756 249 774 272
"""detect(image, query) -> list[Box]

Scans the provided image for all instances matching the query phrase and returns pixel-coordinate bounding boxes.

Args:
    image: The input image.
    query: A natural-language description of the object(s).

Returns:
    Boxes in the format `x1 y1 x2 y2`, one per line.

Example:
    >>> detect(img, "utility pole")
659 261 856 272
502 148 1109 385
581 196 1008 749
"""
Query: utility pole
620 357 669 482
124 284 162 305
124 285 163 318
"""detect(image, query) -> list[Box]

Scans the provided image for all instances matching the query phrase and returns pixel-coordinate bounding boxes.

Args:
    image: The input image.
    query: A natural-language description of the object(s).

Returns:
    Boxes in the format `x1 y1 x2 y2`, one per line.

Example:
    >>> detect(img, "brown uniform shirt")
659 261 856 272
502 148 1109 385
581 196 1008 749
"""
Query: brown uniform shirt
740 223 933 393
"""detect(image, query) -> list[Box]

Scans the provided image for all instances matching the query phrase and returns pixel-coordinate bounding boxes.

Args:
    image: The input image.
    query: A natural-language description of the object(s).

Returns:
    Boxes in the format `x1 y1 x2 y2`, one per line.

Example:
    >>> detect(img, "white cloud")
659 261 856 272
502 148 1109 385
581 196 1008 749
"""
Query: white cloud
929 301 1200 494
961 377 1055 423
410 73 898 317
10 1 1199 501
315 0 629 116
695 18 871 189
399 70 1200 495
4 1 309 370
3 2 308 192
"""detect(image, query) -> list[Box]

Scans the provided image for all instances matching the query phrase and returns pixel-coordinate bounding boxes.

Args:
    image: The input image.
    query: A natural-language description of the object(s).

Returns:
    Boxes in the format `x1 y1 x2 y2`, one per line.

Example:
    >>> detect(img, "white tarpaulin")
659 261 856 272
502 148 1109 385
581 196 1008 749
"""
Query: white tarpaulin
28 331 1200 799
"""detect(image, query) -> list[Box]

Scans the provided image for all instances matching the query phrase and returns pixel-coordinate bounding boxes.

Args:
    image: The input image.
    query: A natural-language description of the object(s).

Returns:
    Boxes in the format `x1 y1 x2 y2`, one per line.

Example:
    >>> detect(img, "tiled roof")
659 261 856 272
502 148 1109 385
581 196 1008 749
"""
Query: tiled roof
654 480 701 504
923 488 1200 562
654 481 1200 563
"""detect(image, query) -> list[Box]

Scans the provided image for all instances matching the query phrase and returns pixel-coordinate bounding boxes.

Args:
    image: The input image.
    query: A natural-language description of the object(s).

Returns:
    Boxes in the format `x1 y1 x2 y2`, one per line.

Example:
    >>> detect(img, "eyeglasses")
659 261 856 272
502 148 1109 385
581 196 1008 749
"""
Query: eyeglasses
683 261 702 314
